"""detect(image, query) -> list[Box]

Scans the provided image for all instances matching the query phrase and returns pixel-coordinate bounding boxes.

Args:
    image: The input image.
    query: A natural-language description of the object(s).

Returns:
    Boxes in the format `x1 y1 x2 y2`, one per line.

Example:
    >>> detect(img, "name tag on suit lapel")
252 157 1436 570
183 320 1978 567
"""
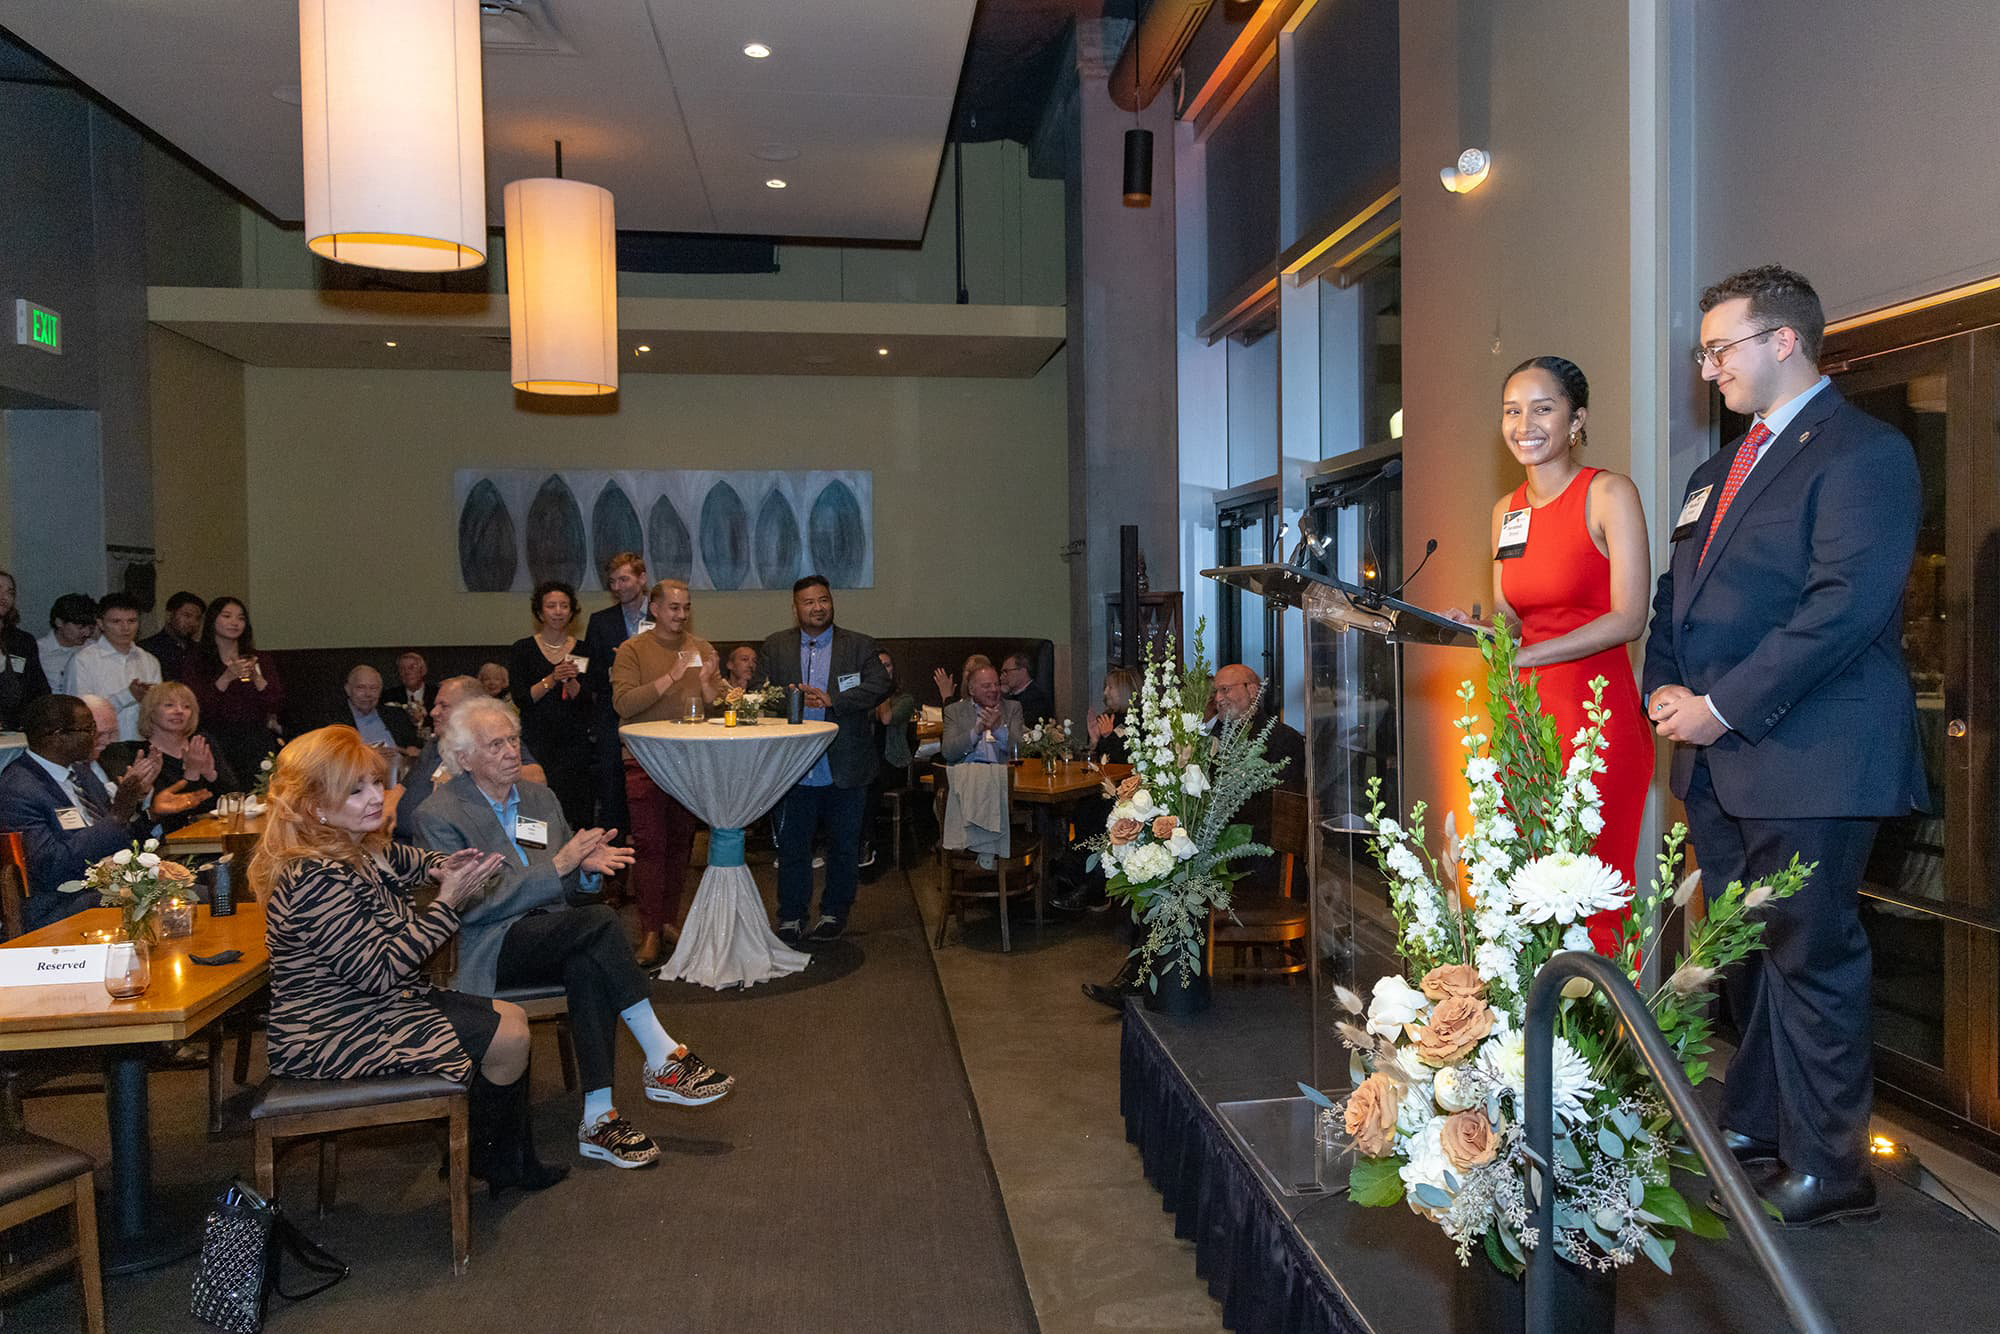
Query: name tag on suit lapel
1495 507 1531 560
57 807 89 831
836 671 861 693
1671 486 1713 543
4 654 23 673
514 816 549 848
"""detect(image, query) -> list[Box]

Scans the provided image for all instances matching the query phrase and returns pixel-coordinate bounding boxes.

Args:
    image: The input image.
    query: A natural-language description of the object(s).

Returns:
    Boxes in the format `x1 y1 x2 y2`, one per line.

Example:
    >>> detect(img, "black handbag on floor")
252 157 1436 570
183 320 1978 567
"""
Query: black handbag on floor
190 1180 349 1333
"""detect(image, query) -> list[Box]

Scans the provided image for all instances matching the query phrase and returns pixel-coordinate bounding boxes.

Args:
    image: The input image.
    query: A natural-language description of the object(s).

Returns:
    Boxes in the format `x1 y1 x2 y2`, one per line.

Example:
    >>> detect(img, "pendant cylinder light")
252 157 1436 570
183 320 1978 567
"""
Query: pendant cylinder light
298 0 487 271
504 177 619 396
1122 128 1154 207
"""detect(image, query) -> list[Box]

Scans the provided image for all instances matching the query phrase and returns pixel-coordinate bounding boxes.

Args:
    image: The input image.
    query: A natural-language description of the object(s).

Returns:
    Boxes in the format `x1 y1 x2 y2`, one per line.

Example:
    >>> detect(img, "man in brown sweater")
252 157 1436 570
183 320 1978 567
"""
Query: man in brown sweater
610 579 723 966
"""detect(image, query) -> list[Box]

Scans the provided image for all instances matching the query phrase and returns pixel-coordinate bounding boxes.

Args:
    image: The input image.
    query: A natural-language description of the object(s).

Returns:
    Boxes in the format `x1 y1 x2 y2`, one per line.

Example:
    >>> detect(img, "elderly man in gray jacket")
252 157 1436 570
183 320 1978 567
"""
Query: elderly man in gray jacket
415 695 735 1172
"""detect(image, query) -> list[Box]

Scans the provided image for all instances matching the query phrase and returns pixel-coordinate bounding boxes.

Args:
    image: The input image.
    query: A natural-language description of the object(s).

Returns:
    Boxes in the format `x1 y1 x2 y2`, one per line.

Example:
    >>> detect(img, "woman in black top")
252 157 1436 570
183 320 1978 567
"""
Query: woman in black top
509 580 595 830
101 682 240 834
0 570 51 732
1086 667 1139 767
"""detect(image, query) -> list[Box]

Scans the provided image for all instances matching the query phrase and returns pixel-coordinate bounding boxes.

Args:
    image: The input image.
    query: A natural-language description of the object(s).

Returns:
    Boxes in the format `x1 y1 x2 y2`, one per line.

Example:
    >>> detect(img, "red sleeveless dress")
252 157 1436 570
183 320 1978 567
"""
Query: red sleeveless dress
1499 468 1650 955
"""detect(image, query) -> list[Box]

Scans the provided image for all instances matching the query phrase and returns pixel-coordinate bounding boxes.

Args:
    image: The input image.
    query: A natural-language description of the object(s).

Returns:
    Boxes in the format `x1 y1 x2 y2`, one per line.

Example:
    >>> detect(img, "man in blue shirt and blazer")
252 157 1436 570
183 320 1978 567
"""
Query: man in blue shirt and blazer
0 695 153 932
758 575 890 944
1644 265 1925 1228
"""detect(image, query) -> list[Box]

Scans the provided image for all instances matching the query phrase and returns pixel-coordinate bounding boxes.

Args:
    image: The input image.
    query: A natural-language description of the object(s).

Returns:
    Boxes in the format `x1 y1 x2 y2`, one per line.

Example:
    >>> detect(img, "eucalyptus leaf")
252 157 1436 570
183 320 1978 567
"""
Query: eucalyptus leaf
1627 1176 1646 1208
1579 1216 1617 1254
1556 1137 1586 1172
1594 1208 1626 1234
1412 1183 1454 1211
1641 1235 1674 1274
1295 1082 1336 1110
1596 1127 1626 1159
1497 1221 1526 1265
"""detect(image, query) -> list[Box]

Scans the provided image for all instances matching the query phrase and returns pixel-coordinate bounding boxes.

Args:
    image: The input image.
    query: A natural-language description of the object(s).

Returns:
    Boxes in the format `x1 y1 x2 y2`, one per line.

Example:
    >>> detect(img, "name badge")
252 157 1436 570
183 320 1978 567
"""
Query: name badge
0 945 109 987
635 618 655 635
1671 485 1714 542
1495 507 1531 560
514 817 549 849
4 654 22 673
836 671 861 693
56 807 88 831
568 654 589 673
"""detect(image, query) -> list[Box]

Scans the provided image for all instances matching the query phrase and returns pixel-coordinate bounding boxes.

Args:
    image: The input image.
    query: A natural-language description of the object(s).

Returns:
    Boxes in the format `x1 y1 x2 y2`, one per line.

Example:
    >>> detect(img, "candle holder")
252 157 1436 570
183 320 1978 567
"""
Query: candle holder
157 896 196 941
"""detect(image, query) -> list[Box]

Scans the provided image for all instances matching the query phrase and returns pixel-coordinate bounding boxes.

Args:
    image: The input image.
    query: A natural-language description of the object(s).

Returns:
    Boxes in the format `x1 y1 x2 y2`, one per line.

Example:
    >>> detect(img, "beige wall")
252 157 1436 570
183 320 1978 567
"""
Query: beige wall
150 327 250 601
239 355 1069 650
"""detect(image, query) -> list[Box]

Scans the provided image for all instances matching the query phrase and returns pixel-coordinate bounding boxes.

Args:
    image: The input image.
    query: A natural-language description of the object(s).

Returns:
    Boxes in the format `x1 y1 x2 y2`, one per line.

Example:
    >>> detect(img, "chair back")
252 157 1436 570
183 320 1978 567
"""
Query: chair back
0 831 28 941
1269 789 1308 898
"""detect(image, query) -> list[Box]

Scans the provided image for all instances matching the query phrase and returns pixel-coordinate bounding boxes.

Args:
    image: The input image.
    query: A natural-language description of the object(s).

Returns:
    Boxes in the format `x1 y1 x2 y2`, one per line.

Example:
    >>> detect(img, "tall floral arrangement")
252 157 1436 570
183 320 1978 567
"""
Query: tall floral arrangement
1082 625 1285 986
1331 624 1810 1276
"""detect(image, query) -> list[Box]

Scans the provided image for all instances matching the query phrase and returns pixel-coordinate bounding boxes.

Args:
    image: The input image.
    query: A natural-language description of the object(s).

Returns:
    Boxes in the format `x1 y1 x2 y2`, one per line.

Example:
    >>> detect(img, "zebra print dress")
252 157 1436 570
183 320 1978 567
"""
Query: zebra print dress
264 843 472 1082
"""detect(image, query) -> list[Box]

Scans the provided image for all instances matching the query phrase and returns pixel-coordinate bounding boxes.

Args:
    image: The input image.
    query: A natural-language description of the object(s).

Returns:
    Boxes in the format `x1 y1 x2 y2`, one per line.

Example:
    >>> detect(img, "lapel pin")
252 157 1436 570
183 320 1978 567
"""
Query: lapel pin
1799 430 1812 442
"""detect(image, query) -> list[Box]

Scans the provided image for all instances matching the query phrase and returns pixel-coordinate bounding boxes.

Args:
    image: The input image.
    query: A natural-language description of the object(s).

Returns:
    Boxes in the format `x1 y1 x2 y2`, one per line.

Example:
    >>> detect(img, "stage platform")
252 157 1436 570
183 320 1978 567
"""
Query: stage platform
1120 987 2000 1334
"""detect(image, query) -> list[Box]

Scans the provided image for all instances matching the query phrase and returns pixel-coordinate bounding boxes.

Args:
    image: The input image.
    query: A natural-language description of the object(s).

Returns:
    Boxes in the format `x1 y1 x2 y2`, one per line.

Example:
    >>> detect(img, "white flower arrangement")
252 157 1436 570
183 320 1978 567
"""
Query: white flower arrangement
1019 718 1075 763
83 837 196 944
1315 622 1813 1278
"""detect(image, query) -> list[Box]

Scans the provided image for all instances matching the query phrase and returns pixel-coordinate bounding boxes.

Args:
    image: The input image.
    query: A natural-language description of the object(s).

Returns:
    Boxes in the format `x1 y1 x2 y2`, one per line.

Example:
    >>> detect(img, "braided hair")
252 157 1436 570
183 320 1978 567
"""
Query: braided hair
1506 355 1590 449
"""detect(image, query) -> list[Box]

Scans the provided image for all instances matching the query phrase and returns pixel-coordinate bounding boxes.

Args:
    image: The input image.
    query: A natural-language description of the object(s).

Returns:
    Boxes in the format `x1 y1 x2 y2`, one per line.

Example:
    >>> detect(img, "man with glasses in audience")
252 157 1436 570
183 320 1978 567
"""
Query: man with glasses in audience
998 652 1053 728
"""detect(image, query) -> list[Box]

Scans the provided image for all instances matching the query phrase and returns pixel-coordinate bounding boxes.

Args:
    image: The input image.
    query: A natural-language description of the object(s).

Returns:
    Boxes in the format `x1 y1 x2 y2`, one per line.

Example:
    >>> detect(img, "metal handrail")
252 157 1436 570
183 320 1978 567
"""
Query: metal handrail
1524 951 1834 1334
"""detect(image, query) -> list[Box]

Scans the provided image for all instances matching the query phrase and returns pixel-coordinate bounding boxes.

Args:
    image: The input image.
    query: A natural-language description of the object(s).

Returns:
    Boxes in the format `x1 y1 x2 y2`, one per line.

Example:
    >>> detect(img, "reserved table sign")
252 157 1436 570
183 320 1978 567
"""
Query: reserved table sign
0 944 109 986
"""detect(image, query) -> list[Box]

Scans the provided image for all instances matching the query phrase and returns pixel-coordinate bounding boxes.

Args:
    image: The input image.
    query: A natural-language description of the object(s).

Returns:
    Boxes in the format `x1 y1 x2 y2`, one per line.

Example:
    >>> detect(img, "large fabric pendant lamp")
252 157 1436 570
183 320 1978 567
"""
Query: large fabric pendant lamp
298 0 487 271
504 145 619 396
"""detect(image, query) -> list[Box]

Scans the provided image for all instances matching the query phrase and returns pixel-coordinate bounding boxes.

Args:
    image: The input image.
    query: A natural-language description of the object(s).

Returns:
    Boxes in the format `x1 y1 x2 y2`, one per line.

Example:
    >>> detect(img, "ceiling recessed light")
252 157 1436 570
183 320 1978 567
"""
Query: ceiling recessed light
876 347 889 356
765 178 788 190
384 340 398 347
635 345 651 353
742 42 771 59
752 144 800 163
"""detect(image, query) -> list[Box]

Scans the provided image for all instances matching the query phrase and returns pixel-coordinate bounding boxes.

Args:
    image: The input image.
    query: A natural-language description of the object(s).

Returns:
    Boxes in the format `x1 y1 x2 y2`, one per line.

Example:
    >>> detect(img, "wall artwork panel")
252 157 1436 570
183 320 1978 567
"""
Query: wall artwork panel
454 469 873 592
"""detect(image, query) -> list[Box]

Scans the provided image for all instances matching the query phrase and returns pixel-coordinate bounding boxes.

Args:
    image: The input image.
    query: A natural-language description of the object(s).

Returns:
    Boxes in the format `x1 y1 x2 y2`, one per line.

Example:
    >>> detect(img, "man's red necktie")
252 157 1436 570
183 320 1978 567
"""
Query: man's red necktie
1697 422 1772 567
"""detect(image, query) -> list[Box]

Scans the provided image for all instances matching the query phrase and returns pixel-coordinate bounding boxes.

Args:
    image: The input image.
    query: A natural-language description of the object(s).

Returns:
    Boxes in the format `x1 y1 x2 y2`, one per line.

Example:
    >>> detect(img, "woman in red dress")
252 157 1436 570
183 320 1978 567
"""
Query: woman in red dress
1487 357 1653 954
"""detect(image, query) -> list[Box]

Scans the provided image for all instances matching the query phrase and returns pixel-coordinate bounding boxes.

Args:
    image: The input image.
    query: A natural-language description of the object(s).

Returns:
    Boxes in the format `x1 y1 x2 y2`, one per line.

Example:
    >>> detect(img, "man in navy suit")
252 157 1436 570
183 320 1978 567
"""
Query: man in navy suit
758 575 890 944
0 695 154 932
1643 265 1925 1227
582 551 652 838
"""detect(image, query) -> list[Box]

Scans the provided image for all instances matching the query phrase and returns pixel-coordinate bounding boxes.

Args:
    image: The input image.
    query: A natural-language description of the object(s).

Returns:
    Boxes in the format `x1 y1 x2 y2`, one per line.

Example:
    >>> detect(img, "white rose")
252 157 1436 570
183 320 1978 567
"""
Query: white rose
1433 1066 1480 1113
1366 973 1430 1039
1166 829 1198 861
143 838 160 852
137 852 161 869
112 850 133 866
1128 789 1158 819
1180 764 1210 797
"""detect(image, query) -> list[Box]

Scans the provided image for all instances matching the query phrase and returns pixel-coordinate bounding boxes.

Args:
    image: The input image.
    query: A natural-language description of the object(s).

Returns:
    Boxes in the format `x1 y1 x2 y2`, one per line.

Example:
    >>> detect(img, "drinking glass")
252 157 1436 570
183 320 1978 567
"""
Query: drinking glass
104 938 152 1000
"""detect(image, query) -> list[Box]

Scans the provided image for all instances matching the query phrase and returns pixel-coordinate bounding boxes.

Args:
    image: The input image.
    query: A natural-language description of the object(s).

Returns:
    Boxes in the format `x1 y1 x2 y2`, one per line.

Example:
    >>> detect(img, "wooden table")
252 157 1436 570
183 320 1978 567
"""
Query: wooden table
163 810 266 860
1010 759 1131 805
1 904 268 1271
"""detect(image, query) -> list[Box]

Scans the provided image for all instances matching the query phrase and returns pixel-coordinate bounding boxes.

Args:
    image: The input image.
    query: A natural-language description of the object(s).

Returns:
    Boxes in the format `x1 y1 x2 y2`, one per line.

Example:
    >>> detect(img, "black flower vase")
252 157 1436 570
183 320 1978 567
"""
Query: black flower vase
1453 1254 1617 1334
1143 957 1211 1016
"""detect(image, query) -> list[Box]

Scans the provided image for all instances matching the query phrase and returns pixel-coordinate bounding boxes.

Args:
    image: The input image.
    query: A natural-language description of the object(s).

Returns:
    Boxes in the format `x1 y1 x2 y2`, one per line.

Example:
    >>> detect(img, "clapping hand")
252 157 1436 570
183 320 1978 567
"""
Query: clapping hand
129 678 154 701
933 667 955 702
151 779 212 817
549 658 581 683
184 735 219 784
976 704 1002 733
581 828 634 877
433 849 508 910
1086 712 1113 744
114 748 163 811
800 684 831 709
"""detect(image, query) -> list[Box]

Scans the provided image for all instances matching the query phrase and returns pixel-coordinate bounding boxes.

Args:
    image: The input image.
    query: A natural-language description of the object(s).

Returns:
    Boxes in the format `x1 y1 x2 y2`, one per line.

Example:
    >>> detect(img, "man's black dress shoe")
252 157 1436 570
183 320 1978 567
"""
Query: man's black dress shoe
1720 1128 1780 1169
1714 1169 1877 1228
1082 956 1144 1010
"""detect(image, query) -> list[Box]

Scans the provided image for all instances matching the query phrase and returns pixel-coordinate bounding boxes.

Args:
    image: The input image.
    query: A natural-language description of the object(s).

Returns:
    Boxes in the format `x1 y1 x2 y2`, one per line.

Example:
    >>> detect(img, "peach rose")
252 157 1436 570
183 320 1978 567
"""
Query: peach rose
1412 995 1496 1066
1115 775 1143 800
1109 817 1143 845
1420 963 1487 1003
1342 1072 1401 1158
1150 815 1178 840
1440 1110 1497 1170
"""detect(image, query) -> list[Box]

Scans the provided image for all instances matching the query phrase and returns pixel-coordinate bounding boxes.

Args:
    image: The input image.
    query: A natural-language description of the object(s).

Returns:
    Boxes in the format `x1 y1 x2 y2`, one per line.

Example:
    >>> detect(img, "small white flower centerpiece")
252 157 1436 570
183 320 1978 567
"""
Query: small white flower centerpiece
1081 625 1287 993
85 838 198 944
1330 623 1811 1281
1020 718 1074 770
723 681 788 717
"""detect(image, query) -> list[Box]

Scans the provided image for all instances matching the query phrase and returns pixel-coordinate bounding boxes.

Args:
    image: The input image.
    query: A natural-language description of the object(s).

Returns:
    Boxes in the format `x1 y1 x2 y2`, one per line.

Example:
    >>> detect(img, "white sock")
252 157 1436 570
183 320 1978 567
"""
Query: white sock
583 1087 615 1127
620 999 680 1069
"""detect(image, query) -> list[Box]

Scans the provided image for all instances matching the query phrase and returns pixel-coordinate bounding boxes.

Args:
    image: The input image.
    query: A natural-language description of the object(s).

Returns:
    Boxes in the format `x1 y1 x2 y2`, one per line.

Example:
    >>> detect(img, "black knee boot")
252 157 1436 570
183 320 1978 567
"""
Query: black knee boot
469 1073 569 1195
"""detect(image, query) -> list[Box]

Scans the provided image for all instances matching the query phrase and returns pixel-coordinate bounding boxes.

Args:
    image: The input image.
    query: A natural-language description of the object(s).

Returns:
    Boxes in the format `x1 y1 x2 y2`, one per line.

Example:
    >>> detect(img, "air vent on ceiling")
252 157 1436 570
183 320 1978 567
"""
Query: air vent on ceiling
480 0 577 57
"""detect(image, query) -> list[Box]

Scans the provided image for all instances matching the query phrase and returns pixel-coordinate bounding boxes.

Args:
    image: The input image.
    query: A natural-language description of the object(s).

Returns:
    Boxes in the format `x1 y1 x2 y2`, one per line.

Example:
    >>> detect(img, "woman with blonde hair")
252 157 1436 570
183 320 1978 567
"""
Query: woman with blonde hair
253 726 565 1194
100 682 235 834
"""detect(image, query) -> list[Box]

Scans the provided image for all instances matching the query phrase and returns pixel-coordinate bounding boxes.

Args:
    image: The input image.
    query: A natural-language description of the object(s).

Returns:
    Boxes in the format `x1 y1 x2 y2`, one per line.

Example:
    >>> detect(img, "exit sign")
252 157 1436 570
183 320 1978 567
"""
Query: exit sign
14 299 60 355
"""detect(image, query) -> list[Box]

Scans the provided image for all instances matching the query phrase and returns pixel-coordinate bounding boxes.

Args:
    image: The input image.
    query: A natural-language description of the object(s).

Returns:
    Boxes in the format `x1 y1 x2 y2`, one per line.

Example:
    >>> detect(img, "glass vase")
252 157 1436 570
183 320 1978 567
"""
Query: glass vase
104 936 152 1000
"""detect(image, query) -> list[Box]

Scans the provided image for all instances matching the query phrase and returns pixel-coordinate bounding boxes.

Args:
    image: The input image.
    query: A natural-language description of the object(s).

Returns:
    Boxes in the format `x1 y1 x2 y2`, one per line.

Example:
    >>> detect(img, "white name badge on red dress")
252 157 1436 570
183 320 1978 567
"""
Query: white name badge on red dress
1495 507 1532 560
1671 485 1714 543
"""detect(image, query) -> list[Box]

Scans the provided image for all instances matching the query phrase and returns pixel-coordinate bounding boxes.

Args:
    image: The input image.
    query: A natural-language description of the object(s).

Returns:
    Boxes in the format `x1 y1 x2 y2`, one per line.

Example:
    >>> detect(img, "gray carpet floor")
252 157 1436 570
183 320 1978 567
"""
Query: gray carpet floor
11 869 1040 1334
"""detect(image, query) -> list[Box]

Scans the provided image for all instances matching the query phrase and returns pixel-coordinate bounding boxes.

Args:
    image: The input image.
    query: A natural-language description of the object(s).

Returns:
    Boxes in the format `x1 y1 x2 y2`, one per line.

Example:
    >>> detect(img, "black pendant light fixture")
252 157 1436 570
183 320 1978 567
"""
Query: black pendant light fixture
1122 13 1152 207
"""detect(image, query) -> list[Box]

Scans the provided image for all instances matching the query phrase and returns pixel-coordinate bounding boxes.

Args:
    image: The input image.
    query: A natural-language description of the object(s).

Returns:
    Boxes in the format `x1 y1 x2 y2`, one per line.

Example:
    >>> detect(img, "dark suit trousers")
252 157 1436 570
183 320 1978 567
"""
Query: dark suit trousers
624 756 699 934
594 716 630 836
494 905 650 1094
774 782 865 924
1685 761 1880 1182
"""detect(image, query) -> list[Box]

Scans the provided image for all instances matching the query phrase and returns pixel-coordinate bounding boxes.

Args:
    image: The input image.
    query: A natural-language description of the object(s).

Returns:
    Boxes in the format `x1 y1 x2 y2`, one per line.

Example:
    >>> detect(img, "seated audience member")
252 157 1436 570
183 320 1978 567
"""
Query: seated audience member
478 662 511 699
0 695 160 931
722 644 760 691
102 682 234 834
1083 662 1304 1008
64 593 160 742
942 664 1023 764
0 569 52 732
1049 669 1142 915
611 579 723 966
1000 651 1055 727
382 650 431 716
862 648 919 874
140 591 205 684
334 664 421 763
251 727 560 1193
932 653 993 706
417 697 734 1170
190 596 284 782
394 676 545 835
1086 668 1140 767
37 593 98 689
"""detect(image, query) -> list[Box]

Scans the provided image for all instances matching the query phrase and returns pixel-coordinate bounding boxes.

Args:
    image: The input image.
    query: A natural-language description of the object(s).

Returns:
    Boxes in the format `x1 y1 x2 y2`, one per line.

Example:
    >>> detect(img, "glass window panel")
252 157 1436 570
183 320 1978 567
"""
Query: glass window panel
1286 0 1400 249
1204 64 1280 312
1319 241 1401 457
1228 332 1280 485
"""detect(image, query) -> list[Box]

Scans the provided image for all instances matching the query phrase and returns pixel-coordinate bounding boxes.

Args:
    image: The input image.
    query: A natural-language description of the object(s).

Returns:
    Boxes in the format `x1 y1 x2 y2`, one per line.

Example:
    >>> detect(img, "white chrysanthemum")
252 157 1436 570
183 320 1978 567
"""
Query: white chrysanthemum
1398 1120 1454 1216
1477 1024 1600 1125
1180 764 1210 797
1396 1076 1438 1136
1561 924 1596 953
1508 852 1629 926
1367 973 1429 1039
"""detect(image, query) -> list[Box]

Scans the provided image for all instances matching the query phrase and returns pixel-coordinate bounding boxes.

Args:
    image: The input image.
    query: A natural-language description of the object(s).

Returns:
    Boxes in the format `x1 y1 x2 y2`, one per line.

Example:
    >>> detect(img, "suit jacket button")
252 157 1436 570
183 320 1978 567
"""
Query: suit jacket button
1681 621 1691 632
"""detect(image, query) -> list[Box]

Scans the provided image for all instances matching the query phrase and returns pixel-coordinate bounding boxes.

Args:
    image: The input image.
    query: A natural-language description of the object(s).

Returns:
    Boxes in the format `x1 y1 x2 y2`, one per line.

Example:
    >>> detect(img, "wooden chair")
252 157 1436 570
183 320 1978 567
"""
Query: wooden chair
1207 788 1311 981
422 937 578 1091
934 763 1040 952
875 761 919 882
0 1133 104 1333
250 1074 470 1275
0 832 27 941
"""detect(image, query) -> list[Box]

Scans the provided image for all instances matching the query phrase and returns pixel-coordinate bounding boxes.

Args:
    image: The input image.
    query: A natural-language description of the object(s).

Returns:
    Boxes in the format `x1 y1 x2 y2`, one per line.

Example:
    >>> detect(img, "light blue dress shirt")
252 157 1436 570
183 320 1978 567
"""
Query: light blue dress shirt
351 707 394 748
800 627 833 787
477 784 599 892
